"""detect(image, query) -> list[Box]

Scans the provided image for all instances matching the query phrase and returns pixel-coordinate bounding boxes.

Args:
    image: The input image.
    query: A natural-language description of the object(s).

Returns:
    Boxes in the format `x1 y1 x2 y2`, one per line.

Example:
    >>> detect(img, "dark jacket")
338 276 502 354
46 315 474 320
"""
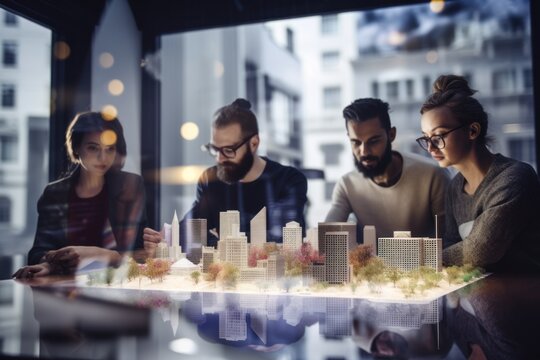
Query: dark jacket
27 167 147 265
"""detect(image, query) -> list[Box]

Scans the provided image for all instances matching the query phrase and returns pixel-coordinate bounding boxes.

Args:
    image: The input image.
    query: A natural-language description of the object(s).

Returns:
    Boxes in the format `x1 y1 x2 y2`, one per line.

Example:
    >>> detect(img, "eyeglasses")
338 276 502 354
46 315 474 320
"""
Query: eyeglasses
416 124 467 151
201 133 257 159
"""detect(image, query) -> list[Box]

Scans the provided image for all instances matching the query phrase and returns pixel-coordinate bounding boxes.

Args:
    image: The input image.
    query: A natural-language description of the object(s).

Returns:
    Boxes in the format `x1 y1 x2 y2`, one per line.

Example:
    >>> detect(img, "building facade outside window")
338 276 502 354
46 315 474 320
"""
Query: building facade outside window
2 41 17 67
323 86 341 109
1 84 15 108
3 12 17 26
0 134 18 162
0 196 11 224
321 15 338 35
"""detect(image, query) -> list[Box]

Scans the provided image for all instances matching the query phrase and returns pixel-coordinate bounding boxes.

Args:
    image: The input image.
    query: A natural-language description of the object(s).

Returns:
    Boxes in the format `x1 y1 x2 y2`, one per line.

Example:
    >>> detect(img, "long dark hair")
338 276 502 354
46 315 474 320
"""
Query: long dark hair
65 111 127 173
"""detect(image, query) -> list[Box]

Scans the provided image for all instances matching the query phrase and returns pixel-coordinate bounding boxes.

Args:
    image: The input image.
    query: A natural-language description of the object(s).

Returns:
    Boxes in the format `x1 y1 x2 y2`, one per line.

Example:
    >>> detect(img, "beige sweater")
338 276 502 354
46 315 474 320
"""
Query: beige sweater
326 152 450 241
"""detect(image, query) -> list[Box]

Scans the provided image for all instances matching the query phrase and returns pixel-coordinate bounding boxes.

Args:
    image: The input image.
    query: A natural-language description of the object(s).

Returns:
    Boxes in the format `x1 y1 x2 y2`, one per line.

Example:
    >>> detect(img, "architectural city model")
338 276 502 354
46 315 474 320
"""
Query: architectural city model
83 208 485 302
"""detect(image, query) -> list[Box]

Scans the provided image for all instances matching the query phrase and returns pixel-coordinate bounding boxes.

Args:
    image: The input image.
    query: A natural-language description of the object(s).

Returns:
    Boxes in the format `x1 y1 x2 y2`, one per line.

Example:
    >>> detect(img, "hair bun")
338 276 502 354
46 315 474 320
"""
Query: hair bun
433 74 475 97
231 98 251 110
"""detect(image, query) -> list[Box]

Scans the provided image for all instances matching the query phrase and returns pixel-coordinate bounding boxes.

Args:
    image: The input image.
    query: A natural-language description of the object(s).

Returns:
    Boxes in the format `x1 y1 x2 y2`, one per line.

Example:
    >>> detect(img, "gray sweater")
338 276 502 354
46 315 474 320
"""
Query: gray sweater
444 154 540 272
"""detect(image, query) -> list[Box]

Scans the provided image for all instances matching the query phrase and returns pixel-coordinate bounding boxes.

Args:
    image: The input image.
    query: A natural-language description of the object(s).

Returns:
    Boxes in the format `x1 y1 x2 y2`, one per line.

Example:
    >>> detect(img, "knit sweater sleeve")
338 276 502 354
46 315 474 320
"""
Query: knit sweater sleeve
443 162 539 268
325 176 353 222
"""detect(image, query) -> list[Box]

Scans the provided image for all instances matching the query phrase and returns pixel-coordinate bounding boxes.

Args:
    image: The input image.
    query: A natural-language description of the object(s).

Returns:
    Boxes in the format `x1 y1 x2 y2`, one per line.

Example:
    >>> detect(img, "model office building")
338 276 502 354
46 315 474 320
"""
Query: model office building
377 231 442 272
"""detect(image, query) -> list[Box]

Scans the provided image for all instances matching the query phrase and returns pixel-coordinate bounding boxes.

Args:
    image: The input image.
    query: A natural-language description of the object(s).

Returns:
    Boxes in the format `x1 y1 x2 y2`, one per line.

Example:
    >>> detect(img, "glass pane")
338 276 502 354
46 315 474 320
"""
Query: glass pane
0 8 51 255
158 0 535 230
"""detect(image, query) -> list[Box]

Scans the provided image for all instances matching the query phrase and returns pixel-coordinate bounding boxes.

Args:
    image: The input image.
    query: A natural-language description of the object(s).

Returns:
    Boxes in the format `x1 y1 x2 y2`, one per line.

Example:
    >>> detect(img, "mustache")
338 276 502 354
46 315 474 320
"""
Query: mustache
359 156 379 162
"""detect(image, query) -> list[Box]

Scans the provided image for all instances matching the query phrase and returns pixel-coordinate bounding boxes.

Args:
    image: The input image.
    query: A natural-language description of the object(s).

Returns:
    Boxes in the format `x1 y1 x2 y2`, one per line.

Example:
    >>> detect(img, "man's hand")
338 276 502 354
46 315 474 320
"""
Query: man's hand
45 246 120 273
12 263 51 279
143 227 163 258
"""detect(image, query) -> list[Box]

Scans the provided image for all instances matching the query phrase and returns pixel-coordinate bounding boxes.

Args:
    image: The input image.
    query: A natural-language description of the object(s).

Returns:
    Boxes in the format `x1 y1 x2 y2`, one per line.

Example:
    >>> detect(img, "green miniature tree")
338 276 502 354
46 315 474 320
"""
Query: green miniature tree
127 258 141 281
399 276 418 298
385 266 403 287
445 265 463 285
191 270 201 285
219 263 239 289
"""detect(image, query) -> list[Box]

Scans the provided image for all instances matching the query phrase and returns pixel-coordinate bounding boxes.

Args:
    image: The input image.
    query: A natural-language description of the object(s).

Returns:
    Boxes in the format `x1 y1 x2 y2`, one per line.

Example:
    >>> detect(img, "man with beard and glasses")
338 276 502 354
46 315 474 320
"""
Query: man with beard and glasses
143 98 307 250
325 98 449 243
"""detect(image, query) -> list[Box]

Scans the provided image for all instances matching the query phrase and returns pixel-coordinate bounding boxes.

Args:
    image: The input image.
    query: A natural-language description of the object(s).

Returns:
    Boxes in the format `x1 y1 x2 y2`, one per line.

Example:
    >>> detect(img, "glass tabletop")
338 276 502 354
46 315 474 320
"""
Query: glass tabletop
1 272 539 360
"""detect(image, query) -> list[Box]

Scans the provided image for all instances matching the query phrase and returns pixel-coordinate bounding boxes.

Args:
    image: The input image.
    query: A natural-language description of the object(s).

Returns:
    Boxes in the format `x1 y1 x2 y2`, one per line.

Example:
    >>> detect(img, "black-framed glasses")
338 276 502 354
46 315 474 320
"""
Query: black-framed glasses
201 133 257 159
416 124 467 151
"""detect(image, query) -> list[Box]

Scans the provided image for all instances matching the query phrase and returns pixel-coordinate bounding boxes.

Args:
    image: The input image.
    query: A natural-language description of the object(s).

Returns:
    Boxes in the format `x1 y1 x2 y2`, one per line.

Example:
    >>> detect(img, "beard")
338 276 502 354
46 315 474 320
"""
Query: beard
217 149 254 184
354 140 393 178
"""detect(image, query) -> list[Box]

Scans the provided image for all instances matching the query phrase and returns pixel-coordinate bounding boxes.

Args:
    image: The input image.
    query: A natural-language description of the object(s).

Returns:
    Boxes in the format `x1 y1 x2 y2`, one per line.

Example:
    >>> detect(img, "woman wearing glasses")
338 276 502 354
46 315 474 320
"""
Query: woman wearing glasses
417 74 540 272
13 112 147 278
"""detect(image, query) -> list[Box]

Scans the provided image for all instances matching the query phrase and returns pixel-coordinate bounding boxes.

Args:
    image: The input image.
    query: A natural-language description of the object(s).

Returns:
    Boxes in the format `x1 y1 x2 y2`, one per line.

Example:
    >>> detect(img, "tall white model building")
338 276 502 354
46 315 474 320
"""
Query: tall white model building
283 221 302 252
250 207 266 247
324 231 350 284
186 218 207 264
220 210 240 241
170 211 182 260
318 222 356 256
305 227 319 251
222 224 248 269
363 225 376 253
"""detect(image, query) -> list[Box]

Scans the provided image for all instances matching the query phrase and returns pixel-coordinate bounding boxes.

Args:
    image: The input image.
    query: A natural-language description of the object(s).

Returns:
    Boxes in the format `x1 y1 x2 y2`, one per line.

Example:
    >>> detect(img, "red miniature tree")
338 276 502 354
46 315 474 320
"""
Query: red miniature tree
144 258 171 282
349 244 374 277
248 246 268 267
205 263 223 282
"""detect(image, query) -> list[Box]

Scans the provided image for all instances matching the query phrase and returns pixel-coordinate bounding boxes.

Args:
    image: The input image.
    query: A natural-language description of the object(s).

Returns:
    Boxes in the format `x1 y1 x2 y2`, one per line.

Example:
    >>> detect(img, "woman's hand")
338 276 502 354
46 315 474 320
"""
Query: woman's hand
45 246 121 272
12 263 51 279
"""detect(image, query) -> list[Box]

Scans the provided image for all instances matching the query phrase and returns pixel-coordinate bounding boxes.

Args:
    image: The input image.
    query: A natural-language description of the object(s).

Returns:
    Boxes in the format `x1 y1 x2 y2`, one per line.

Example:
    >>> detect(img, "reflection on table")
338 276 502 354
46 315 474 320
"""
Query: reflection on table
0 273 539 359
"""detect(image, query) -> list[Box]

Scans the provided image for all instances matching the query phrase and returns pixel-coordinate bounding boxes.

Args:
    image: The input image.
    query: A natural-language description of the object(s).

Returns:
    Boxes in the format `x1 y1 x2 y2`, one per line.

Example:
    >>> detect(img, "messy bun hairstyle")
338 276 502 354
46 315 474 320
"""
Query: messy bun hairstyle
213 98 259 137
421 75 490 146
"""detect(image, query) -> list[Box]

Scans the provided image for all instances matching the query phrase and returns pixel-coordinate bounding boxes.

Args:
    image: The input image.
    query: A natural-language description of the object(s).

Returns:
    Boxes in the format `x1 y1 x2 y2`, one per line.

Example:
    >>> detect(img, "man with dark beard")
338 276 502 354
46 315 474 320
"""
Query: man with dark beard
144 98 307 249
325 98 449 242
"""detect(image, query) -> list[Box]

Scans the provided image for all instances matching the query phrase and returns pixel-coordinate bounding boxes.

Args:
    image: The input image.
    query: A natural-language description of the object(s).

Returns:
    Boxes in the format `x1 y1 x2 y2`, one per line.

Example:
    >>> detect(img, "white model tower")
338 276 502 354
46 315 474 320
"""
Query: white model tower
250 207 266 247
220 210 240 241
171 210 182 260
283 221 302 252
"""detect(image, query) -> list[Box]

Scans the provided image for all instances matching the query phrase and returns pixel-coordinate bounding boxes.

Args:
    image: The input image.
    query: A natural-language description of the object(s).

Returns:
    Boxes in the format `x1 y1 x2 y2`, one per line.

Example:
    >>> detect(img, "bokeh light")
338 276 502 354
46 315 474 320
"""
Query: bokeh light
426 50 439 64
99 52 114 68
108 79 124 96
430 0 445 14
388 31 406 46
169 338 198 355
101 105 118 121
214 61 224 78
160 166 206 185
100 130 117 146
53 41 71 60
180 122 199 140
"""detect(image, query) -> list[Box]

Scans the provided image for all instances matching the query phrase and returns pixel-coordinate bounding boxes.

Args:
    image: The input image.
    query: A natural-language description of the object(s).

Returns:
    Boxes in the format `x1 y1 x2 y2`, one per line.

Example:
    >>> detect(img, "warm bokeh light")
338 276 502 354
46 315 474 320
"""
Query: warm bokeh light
108 79 124 96
430 0 445 14
100 130 117 146
101 105 118 121
159 166 206 185
99 52 114 68
53 41 71 60
388 31 406 46
180 122 199 140
426 50 439 64
214 61 224 78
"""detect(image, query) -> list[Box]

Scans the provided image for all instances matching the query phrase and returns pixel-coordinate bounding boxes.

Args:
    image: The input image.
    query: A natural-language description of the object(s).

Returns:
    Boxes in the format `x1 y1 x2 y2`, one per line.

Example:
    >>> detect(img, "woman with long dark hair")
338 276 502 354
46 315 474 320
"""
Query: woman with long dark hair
13 111 147 278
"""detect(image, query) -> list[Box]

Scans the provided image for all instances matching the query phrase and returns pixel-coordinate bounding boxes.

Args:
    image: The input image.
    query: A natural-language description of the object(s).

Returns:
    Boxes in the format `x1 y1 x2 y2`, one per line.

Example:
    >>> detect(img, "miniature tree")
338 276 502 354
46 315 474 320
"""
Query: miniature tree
205 263 223 283
127 258 141 281
422 268 443 289
399 276 418 298
358 257 386 293
385 266 403 287
219 263 239 289
248 246 268 267
144 258 171 282
191 270 201 285
349 244 374 277
445 265 463 285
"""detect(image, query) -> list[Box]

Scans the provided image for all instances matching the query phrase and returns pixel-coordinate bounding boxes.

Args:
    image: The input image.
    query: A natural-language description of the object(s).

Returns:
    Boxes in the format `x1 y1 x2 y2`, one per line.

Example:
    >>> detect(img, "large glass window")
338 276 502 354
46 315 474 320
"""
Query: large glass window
157 0 535 229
